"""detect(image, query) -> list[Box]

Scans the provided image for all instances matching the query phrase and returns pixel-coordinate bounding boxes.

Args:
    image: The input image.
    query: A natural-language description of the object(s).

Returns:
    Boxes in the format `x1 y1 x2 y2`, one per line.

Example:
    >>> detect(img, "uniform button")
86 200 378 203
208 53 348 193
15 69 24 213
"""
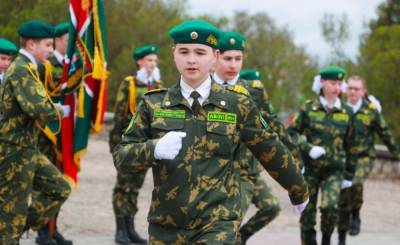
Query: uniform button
165 101 170 106
220 101 226 106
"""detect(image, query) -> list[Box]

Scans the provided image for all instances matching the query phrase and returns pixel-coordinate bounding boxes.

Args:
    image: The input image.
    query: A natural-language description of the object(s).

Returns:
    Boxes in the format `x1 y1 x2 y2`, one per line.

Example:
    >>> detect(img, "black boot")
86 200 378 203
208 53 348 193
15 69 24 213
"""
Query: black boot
125 217 147 244
338 230 346 245
239 228 252 245
35 226 57 245
349 209 361 236
53 230 73 245
321 233 331 245
115 218 132 244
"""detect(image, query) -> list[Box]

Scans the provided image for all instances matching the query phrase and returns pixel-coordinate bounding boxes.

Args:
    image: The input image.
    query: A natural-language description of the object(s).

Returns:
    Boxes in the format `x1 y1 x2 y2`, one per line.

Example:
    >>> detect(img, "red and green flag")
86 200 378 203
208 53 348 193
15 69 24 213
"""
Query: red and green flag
60 0 108 186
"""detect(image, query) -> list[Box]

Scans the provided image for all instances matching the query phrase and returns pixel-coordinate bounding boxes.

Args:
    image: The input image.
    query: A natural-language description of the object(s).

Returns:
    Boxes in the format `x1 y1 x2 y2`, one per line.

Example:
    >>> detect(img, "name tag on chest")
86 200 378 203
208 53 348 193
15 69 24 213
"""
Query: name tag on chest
153 109 185 119
207 111 237 123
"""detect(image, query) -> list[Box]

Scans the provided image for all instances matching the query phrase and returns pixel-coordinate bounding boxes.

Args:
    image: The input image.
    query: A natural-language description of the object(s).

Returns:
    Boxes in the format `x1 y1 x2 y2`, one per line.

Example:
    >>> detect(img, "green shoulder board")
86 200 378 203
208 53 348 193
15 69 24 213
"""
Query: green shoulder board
227 85 249 96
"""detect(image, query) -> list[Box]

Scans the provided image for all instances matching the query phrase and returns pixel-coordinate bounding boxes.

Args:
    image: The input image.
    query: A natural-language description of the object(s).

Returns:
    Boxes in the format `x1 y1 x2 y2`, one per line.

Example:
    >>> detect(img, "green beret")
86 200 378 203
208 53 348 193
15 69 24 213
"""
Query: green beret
54 22 70 37
168 20 222 48
17 20 55 38
133 45 159 61
0 38 17 55
319 66 347 81
218 31 245 52
240 69 261 80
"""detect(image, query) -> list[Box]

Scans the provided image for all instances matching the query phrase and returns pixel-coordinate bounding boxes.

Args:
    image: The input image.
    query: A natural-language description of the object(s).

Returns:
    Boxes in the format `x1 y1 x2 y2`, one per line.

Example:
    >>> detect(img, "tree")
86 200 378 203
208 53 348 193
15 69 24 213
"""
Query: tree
370 0 400 31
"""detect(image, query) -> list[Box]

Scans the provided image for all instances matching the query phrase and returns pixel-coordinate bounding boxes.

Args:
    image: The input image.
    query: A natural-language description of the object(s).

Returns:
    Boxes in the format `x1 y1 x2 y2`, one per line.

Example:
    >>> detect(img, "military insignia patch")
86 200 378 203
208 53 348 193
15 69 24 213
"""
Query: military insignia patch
36 85 47 97
207 111 237 124
333 113 349 122
207 34 217 46
309 111 325 120
190 31 198 40
368 102 376 110
154 109 185 119
229 85 249 96
357 114 371 125
125 113 138 132
252 80 264 89
259 113 270 129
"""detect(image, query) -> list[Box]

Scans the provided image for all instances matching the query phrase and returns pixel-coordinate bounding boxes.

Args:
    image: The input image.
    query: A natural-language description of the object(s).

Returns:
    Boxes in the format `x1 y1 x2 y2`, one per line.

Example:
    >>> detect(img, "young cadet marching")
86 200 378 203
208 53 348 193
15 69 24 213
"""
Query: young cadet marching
337 76 400 245
0 38 17 83
288 66 353 245
212 31 305 244
113 19 309 244
0 20 71 245
109 45 161 244
34 22 73 245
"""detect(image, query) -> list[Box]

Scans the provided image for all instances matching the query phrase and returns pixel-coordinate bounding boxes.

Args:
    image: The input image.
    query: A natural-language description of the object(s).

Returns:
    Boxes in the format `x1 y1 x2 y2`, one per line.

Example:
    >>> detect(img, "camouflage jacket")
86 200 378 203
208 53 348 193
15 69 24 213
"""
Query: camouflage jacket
236 78 303 179
348 99 399 161
109 75 163 152
113 81 308 229
0 54 61 149
288 98 353 175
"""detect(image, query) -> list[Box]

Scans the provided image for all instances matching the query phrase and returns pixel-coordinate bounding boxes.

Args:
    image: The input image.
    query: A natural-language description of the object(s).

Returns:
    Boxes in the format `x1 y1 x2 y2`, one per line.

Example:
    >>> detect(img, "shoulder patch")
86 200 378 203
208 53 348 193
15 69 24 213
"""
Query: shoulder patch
368 102 376 110
252 80 264 89
144 88 168 95
227 85 249 96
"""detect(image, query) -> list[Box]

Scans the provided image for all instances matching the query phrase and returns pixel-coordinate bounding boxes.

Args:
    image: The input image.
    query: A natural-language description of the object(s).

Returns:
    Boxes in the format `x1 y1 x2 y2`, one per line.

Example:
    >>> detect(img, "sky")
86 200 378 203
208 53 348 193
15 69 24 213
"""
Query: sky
187 0 385 63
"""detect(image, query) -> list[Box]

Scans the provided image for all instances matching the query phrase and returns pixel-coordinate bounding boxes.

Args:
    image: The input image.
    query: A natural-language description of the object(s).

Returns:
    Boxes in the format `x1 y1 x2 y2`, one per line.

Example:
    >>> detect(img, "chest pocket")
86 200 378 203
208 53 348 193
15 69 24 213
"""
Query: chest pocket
151 118 185 138
206 121 237 158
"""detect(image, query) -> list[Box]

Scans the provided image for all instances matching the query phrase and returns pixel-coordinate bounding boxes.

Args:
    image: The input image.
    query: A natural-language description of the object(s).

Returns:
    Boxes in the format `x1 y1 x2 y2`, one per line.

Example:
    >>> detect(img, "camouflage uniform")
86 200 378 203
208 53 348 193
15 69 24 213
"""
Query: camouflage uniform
113 81 309 244
338 99 400 231
235 78 302 240
288 98 352 245
110 76 162 219
0 54 71 244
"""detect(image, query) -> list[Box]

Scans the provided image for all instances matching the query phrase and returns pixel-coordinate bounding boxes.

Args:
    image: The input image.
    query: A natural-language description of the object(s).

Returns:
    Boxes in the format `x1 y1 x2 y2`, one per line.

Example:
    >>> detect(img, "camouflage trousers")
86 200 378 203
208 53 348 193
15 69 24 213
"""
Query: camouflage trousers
112 169 148 218
337 157 372 230
148 220 240 245
300 169 342 245
240 175 280 236
0 147 71 244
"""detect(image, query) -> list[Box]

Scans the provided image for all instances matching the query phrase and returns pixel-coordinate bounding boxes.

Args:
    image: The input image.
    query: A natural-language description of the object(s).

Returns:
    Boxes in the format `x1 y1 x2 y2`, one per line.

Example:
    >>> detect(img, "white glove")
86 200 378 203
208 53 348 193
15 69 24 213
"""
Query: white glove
292 198 309 215
56 103 71 118
154 131 186 160
341 180 352 189
309 146 326 159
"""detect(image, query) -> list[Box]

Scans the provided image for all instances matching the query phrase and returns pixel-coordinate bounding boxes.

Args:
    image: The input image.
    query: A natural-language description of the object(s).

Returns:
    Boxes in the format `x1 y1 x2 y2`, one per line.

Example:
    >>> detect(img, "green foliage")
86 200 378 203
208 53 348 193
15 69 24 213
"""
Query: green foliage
370 0 400 31
358 25 400 138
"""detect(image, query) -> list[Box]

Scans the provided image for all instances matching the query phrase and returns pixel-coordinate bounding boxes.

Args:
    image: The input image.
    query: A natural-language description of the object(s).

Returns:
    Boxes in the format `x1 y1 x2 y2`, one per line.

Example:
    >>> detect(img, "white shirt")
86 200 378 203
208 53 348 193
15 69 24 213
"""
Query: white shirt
180 76 211 106
319 96 341 110
19 49 38 68
53 50 64 65
348 98 362 113
213 72 239 86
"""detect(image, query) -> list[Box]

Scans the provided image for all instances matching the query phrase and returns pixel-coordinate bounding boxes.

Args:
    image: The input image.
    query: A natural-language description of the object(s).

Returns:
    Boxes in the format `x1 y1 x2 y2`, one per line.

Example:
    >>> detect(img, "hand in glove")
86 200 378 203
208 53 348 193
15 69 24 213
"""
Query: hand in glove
56 103 71 118
309 146 326 159
341 180 352 189
292 198 309 215
154 131 186 160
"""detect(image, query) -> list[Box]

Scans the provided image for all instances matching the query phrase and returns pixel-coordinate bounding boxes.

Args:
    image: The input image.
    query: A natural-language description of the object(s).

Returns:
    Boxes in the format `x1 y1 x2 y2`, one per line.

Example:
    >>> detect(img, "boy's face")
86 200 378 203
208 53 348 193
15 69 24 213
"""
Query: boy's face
55 33 69 55
215 50 243 81
30 38 54 64
173 43 218 87
321 79 342 98
347 79 365 104
137 54 158 74
0 54 13 72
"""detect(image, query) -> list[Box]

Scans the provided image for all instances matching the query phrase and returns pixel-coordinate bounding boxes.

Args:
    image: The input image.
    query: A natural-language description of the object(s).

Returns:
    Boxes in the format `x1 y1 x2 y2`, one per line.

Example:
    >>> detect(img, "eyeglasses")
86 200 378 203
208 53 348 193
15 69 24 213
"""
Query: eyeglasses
347 86 363 91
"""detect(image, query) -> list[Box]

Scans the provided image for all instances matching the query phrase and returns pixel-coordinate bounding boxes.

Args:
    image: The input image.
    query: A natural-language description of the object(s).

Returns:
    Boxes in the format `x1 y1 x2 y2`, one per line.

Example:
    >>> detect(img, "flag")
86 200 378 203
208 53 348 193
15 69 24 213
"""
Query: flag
60 0 108 186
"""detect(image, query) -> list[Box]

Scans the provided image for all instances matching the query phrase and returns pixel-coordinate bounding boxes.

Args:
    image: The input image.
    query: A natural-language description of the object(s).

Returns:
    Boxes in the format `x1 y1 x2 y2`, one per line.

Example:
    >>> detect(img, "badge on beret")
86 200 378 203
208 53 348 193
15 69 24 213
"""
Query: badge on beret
229 38 235 45
190 31 198 40
207 34 217 46
338 73 343 79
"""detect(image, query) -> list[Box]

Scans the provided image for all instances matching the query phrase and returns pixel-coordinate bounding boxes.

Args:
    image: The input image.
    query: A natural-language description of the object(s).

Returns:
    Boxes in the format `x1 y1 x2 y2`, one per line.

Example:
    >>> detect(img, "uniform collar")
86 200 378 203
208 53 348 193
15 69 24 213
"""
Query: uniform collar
347 98 362 113
319 96 341 110
19 48 38 68
53 50 64 65
180 76 211 106
212 72 239 86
